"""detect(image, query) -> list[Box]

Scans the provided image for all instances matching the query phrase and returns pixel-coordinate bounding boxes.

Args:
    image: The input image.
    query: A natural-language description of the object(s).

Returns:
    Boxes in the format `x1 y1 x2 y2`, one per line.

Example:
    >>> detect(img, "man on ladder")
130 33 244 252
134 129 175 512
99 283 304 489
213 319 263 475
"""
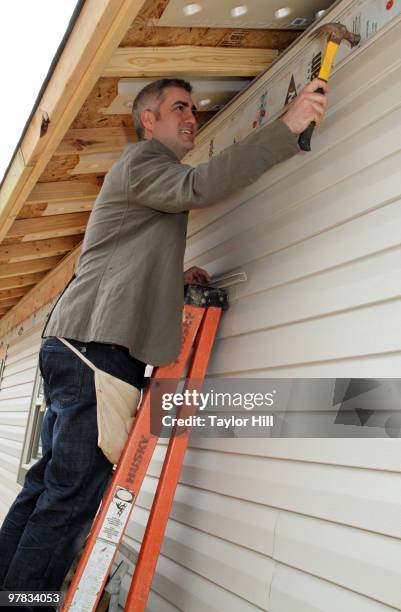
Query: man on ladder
0 76 328 604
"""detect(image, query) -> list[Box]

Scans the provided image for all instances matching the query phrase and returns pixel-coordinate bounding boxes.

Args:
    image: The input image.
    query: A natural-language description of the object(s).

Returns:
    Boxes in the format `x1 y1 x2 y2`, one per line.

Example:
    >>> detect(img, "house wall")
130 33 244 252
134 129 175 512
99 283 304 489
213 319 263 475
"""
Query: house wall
116 7 401 612
0 2 400 609
0 307 51 521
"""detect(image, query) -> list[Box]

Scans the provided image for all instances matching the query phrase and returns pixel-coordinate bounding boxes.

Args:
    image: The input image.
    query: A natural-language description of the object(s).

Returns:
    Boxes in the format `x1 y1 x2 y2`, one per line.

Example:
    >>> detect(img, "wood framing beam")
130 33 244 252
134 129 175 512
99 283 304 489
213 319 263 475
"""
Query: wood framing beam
122 21 300 51
18 200 94 219
0 0 147 244
57 127 136 156
0 257 61 279
0 273 46 291
70 153 120 175
8 213 90 240
0 298 20 309
27 181 99 204
0 236 81 263
0 244 82 338
103 46 279 77
0 288 28 302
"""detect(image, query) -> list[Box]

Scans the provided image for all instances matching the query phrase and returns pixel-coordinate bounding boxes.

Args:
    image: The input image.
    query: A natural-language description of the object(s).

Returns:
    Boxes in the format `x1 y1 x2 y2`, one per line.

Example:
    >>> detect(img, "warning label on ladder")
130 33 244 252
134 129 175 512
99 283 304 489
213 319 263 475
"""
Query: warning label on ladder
98 487 134 544
69 487 134 612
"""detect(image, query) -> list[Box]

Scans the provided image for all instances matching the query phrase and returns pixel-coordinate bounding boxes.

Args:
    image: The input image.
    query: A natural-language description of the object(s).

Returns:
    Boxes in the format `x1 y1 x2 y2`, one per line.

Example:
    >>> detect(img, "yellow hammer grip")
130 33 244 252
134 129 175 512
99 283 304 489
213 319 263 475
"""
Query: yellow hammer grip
318 40 339 82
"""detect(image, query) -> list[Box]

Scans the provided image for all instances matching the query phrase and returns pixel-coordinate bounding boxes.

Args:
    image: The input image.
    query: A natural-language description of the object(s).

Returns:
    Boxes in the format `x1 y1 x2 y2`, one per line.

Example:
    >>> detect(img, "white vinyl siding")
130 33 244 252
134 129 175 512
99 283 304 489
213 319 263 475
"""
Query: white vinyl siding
0 322 44 520
116 6 401 611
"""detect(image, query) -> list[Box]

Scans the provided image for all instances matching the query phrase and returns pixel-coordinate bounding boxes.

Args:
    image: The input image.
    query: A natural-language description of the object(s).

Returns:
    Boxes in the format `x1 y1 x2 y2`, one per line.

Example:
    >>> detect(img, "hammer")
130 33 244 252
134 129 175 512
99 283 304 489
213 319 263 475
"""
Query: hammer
298 22 361 152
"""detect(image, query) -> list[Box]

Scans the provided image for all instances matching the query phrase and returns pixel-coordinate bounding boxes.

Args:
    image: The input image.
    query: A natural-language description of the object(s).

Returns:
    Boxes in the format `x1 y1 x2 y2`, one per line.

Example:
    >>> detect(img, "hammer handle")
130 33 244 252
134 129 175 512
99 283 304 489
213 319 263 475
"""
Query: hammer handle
298 86 325 152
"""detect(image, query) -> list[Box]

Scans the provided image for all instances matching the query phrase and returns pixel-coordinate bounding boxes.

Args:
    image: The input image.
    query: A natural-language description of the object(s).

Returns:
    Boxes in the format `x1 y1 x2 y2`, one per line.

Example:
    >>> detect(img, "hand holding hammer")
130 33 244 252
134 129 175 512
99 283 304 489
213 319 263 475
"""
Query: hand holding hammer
282 22 360 151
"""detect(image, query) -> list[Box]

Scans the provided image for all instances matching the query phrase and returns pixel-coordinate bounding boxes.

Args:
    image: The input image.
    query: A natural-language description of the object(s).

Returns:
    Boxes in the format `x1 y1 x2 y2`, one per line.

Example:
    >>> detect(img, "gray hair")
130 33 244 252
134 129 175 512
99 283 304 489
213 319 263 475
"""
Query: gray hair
132 78 193 140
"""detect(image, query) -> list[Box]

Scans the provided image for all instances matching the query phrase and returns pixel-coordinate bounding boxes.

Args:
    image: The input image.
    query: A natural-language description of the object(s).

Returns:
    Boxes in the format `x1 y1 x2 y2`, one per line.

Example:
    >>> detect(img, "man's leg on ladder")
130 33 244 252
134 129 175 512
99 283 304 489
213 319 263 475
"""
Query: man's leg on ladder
0 338 144 593
0 338 113 592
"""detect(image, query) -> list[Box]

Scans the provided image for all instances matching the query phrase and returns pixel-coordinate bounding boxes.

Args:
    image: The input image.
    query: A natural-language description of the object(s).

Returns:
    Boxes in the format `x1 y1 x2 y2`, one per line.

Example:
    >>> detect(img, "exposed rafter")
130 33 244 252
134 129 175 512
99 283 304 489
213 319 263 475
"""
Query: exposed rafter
56 126 137 156
8 213 90 240
0 273 46 291
0 257 61 279
0 298 20 309
121 25 299 50
0 236 81 263
69 153 120 176
27 181 99 204
103 46 278 78
0 288 30 301
18 200 93 219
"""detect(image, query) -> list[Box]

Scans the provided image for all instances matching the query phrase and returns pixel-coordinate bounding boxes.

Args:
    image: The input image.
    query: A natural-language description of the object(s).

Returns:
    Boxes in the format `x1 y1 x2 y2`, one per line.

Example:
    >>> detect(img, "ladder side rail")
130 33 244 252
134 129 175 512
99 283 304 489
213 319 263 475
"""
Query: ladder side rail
125 306 223 611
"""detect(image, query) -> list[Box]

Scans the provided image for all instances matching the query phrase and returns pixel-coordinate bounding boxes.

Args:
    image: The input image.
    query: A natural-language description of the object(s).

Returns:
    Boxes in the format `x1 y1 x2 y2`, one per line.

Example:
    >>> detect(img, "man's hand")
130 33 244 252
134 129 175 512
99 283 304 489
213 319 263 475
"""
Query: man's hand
184 266 211 285
281 79 329 135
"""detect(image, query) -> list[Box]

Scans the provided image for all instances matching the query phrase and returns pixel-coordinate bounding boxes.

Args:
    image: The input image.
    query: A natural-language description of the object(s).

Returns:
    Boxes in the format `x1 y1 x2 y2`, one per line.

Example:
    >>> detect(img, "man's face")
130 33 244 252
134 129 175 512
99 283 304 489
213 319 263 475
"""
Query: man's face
143 86 198 159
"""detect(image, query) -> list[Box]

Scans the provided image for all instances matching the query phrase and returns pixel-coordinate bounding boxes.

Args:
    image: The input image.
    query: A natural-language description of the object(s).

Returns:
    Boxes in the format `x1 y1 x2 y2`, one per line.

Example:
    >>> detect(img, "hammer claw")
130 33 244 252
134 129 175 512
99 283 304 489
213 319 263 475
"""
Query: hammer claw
313 22 361 47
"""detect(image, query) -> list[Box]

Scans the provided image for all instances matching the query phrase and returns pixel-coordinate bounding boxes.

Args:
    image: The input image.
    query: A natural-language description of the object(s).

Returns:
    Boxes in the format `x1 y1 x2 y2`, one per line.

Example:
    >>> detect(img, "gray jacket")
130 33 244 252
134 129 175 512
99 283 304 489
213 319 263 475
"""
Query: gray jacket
44 119 299 365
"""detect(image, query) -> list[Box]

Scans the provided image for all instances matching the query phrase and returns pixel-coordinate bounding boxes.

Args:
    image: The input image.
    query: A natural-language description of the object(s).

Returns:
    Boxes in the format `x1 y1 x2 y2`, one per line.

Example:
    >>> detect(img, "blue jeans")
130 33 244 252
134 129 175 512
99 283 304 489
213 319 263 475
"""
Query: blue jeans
0 337 145 598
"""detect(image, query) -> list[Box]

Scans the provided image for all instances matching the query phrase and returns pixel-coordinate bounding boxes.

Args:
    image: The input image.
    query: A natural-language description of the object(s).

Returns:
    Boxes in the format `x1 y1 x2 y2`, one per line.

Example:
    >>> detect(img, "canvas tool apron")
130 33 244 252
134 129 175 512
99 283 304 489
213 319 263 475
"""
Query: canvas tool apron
58 338 141 465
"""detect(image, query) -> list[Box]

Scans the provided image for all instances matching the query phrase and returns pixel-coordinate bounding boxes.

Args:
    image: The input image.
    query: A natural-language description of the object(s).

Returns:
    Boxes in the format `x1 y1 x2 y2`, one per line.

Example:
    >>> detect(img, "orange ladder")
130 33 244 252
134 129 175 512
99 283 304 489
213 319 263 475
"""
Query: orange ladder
62 284 228 611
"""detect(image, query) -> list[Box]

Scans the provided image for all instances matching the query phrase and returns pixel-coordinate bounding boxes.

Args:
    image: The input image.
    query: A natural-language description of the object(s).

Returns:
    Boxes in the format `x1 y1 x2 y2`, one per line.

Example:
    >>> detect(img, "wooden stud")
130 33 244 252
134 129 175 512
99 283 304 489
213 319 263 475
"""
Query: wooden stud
0 288 29 302
0 257 61 279
69 152 120 175
57 126 136 156
0 298 20 309
27 181 99 204
18 200 94 219
17 203 48 219
0 0 147 243
103 46 279 78
0 273 46 291
8 213 90 240
0 236 82 263
122 16 299 51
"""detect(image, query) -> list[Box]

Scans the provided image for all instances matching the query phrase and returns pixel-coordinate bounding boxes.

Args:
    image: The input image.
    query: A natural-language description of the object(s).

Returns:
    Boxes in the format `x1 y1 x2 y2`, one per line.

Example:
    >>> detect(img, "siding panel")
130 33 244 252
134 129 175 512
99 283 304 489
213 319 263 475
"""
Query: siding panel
126 506 273 608
270 565 397 612
0 320 43 522
186 438 401 472
274 512 401 608
120 541 263 612
208 300 401 374
146 448 401 538
136 475 278 556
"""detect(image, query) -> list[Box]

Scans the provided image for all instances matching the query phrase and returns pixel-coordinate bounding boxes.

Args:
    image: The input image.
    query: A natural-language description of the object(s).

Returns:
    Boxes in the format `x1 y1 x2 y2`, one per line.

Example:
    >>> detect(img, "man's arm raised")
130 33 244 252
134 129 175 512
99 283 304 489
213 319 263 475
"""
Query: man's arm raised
128 79 328 214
